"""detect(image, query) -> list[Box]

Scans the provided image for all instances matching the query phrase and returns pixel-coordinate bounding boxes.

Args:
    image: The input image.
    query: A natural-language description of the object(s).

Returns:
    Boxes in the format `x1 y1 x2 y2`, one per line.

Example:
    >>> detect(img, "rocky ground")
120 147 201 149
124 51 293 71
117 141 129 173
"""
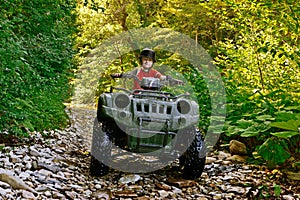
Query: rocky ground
0 106 299 200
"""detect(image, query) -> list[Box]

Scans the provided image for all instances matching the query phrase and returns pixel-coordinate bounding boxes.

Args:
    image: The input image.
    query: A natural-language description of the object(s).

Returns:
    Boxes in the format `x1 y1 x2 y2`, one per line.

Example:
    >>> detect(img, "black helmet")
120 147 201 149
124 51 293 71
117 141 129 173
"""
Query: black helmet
139 48 156 63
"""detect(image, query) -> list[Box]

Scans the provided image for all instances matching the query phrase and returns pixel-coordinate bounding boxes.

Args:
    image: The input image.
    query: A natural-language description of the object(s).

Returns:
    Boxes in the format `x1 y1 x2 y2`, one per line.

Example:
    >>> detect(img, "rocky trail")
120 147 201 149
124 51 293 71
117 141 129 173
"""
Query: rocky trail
0 106 299 199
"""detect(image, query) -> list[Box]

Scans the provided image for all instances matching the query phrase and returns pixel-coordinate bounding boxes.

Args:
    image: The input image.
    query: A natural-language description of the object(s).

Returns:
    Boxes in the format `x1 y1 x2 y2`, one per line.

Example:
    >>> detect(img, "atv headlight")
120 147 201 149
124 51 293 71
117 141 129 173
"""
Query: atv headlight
176 100 191 114
115 93 130 108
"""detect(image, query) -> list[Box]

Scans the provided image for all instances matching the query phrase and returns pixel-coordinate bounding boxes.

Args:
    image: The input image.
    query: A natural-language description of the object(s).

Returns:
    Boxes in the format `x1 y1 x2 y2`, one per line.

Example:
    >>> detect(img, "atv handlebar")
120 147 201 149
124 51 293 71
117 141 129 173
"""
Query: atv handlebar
111 73 140 82
110 73 123 78
166 75 184 86
111 73 185 87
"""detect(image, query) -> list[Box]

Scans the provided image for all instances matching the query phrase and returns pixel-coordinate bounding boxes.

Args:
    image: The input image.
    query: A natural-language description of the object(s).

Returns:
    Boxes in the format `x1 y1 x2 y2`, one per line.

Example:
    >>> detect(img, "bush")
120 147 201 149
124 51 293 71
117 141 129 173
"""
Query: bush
0 0 77 135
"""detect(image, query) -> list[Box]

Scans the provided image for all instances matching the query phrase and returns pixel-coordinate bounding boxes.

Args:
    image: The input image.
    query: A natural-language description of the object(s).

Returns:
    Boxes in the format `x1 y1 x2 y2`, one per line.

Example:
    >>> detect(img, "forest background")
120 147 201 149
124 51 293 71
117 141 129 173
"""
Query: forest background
1 0 299 170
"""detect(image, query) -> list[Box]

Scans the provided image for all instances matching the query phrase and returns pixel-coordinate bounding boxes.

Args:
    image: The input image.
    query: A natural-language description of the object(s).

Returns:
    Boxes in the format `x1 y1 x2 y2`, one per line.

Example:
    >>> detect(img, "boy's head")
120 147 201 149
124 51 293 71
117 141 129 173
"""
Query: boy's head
139 48 156 71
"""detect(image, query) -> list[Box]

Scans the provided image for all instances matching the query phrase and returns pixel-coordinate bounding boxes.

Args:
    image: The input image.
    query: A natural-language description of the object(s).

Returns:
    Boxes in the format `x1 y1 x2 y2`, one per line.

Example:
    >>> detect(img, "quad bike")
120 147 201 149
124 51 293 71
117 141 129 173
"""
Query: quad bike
90 73 206 179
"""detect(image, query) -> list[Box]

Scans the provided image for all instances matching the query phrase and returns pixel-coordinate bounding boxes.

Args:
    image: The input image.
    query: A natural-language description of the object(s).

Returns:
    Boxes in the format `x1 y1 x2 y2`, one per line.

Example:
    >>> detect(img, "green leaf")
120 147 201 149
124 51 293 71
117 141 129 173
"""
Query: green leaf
271 131 299 139
258 138 290 165
284 106 300 111
241 122 270 137
256 115 275 121
16 98 33 109
273 184 281 197
241 130 259 137
237 119 254 129
225 126 244 136
22 120 35 132
270 119 300 131
275 111 300 122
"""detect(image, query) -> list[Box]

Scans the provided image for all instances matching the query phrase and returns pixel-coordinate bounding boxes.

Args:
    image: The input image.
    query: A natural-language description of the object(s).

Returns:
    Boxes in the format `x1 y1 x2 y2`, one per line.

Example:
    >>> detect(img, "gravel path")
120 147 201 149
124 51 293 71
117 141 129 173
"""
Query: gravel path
0 106 299 199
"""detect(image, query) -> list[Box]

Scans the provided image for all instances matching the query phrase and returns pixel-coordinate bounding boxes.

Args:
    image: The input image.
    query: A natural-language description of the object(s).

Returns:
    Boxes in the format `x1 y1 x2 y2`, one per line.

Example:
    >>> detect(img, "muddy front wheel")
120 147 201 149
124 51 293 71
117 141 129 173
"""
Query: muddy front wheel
90 155 109 176
179 127 206 179
89 118 112 176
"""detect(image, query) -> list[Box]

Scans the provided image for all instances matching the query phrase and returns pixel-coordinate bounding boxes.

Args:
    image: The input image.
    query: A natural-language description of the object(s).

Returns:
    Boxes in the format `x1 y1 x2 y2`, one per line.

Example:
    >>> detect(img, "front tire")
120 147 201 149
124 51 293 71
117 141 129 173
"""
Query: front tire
179 127 206 179
89 118 112 176
90 155 109 176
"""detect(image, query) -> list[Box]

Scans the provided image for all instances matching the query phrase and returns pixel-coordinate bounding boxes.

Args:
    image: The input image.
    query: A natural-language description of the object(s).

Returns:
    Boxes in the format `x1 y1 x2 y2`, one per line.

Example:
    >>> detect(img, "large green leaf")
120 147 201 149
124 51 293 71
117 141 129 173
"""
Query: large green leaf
237 119 255 129
241 123 271 137
274 111 300 122
258 138 290 166
256 114 275 122
270 119 300 132
271 131 299 139
284 106 300 111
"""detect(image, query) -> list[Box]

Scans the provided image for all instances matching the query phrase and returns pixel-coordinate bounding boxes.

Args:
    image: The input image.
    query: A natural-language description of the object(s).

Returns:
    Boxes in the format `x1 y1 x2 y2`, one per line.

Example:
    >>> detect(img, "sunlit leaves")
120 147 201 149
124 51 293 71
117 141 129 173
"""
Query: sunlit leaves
215 0 300 96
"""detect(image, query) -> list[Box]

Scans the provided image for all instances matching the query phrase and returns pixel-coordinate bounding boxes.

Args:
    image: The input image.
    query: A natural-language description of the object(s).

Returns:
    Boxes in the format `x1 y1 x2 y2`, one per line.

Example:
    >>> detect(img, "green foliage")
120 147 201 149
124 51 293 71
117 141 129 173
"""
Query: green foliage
255 183 282 199
224 96 300 167
0 0 77 135
75 0 300 169
273 184 281 197
258 137 291 168
214 0 300 168
215 0 300 95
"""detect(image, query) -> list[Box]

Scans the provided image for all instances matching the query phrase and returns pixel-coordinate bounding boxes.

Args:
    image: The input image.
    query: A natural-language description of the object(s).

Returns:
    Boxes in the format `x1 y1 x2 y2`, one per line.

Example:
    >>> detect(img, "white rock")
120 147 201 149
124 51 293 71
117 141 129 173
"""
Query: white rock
22 190 36 200
29 147 40 157
19 172 30 179
44 190 52 197
65 191 77 199
38 169 52 177
0 187 7 196
95 184 102 189
118 174 141 184
52 191 66 199
158 190 169 198
217 151 231 160
226 186 245 194
35 186 49 192
172 186 182 194
25 162 32 170
282 195 295 200
206 157 217 164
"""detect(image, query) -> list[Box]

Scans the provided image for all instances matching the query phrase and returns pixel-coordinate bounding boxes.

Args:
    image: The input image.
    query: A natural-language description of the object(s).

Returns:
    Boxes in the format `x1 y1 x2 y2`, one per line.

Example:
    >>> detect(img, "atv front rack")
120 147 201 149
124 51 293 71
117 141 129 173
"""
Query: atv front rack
127 117 177 153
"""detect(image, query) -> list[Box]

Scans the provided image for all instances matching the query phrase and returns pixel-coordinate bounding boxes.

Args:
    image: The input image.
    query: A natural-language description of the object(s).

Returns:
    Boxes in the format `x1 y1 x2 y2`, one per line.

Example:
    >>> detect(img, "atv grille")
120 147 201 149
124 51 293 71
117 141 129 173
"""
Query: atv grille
135 102 172 115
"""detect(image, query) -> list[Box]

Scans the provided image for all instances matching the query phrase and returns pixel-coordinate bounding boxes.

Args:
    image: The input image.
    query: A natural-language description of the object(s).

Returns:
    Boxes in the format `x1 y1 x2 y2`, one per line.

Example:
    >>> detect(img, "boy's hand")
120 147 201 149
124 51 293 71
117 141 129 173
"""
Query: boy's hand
172 79 184 85
111 73 123 78
167 75 184 86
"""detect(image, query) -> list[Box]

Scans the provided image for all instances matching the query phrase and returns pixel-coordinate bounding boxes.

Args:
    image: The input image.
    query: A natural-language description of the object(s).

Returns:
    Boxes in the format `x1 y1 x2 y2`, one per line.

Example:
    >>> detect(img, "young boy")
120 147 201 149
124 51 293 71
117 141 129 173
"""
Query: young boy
112 48 182 89
132 48 166 89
